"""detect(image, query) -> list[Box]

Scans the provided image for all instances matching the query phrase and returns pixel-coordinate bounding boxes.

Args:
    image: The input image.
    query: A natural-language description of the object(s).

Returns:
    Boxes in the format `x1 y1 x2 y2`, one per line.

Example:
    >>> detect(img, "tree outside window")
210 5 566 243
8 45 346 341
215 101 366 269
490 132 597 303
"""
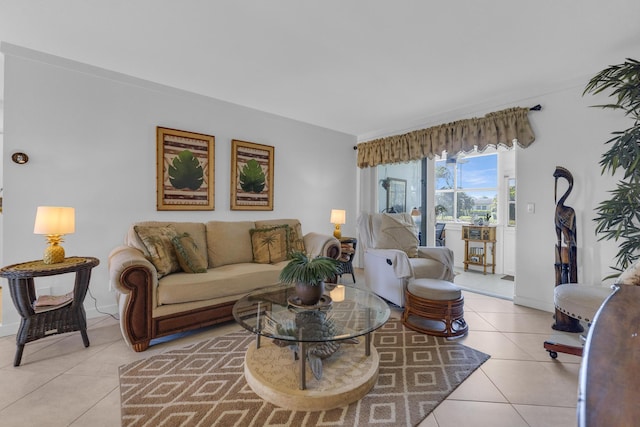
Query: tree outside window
435 153 498 223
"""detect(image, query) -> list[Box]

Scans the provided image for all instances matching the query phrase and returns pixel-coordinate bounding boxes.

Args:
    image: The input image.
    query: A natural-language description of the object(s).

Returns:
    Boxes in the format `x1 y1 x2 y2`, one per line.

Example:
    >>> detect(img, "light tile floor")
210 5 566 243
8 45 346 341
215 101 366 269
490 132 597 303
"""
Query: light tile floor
453 266 515 300
0 269 582 427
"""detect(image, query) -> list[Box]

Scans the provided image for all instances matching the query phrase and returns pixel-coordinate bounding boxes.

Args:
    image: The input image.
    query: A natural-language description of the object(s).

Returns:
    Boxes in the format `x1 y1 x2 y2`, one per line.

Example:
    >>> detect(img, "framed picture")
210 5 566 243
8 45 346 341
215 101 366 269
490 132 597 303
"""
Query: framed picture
156 127 215 210
386 178 407 213
230 139 274 210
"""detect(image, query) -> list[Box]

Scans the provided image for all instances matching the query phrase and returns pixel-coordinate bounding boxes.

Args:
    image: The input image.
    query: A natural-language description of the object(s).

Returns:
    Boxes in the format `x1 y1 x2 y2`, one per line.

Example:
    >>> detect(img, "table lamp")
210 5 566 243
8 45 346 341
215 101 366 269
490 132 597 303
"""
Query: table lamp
330 209 346 239
33 206 75 264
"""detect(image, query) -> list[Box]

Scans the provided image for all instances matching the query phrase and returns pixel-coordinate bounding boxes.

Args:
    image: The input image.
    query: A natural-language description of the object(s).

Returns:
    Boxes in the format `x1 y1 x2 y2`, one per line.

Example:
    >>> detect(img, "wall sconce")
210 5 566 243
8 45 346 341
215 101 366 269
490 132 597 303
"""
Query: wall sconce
330 209 346 239
11 152 29 164
33 206 75 264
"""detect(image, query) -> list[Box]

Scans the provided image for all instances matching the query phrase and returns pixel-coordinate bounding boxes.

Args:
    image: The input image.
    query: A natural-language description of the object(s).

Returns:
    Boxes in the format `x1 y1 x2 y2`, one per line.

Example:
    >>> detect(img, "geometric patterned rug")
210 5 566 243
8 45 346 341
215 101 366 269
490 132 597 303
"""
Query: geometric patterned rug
119 319 490 427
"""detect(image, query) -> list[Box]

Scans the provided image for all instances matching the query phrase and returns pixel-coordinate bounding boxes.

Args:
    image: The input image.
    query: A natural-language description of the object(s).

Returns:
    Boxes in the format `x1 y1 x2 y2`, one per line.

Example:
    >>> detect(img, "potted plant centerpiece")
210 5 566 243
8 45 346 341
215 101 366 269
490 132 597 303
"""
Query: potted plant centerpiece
279 251 341 306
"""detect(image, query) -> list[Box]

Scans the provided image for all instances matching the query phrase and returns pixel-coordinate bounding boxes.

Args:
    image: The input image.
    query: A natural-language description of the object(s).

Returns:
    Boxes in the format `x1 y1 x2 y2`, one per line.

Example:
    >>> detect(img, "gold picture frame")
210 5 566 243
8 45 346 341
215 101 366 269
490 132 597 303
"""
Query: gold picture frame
230 139 274 210
156 127 215 210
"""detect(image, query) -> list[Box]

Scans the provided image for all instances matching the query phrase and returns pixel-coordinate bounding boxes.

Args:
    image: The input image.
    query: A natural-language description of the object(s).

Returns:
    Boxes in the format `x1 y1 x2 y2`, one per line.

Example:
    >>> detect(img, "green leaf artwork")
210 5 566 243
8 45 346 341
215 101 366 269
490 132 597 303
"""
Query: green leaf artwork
239 159 266 193
168 150 204 191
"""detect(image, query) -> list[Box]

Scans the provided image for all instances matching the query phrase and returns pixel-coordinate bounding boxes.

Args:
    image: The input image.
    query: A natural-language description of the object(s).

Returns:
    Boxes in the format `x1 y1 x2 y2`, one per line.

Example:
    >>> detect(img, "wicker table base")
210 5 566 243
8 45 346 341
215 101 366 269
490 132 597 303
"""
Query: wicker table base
0 257 100 366
402 280 468 338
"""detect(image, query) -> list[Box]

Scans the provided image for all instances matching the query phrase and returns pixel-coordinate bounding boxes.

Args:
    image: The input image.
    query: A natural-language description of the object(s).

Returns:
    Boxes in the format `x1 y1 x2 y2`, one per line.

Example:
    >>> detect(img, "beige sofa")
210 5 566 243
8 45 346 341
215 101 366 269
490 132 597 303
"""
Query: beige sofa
109 218 340 351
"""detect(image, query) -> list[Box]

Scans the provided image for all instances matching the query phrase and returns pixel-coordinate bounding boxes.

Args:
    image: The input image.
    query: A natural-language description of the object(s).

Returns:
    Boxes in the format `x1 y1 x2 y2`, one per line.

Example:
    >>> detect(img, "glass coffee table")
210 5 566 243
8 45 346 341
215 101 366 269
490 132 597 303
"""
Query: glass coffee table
233 283 390 411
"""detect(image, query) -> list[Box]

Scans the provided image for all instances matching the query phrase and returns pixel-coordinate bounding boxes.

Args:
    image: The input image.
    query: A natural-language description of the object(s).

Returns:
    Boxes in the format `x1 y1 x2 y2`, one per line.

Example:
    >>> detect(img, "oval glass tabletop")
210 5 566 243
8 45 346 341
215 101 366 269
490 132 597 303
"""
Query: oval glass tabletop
232 283 390 343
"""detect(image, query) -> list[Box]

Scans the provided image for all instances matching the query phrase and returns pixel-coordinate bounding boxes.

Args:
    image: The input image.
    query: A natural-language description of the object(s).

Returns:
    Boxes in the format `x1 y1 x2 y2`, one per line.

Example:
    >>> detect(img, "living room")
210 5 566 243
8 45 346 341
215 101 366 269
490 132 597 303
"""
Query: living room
0 2 638 426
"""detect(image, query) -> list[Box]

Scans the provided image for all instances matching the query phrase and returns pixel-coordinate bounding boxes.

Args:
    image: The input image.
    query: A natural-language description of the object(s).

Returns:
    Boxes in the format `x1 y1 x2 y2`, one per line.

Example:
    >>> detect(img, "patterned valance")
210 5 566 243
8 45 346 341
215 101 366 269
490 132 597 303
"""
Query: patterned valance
357 107 536 168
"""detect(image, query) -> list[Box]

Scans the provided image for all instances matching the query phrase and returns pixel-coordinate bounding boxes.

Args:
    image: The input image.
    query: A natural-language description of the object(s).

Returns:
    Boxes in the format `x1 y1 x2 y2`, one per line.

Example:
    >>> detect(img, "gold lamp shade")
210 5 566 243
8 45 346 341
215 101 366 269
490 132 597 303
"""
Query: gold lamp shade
34 206 75 264
330 209 346 239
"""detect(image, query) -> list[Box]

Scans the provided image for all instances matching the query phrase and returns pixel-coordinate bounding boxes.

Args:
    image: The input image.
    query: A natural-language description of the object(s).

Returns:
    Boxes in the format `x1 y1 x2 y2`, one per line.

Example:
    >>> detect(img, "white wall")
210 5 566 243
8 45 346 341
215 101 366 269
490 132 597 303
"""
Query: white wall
358 79 626 313
514 84 624 311
0 44 357 336
0 133 3 265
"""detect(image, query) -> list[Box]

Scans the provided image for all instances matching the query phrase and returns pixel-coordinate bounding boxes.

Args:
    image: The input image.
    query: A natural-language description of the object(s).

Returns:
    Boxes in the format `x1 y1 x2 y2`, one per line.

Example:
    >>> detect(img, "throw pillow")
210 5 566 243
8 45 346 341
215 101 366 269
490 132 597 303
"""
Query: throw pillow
288 222 306 254
250 225 290 264
255 219 305 256
374 214 419 257
134 225 181 277
172 233 208 273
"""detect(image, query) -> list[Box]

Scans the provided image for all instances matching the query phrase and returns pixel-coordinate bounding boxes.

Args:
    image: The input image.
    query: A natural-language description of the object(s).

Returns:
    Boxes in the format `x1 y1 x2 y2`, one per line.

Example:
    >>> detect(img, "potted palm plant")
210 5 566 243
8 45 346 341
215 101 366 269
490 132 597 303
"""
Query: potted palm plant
279 251 340 305
583 58 640 274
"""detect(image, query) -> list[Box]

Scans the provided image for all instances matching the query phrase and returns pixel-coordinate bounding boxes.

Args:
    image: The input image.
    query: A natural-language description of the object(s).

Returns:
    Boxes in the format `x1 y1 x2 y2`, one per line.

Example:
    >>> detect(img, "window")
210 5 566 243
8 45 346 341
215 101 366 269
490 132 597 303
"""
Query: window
377 160 424 243
377 162 422 215
435 152 498 223
507 178 516 226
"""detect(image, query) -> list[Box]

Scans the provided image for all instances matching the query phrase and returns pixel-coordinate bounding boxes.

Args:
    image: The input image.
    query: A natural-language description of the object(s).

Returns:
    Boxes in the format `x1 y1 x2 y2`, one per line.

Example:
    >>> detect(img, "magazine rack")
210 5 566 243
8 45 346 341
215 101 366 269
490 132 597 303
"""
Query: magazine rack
0 257 100 366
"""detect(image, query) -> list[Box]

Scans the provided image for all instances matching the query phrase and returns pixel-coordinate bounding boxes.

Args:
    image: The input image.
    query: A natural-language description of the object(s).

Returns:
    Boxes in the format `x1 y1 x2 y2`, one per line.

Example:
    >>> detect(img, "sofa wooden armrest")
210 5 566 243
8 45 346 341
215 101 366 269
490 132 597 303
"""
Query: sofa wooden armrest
109 246 156 351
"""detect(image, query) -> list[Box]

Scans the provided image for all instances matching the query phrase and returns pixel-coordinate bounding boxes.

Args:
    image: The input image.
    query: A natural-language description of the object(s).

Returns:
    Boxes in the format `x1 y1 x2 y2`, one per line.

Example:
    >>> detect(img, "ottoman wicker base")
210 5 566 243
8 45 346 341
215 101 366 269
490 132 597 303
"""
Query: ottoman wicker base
402 278 468 338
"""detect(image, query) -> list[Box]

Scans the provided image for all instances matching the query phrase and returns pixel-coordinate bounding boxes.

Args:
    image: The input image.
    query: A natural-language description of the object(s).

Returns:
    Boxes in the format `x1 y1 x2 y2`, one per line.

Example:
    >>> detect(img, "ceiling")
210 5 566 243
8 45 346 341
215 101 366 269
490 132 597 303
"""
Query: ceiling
1 1 639 138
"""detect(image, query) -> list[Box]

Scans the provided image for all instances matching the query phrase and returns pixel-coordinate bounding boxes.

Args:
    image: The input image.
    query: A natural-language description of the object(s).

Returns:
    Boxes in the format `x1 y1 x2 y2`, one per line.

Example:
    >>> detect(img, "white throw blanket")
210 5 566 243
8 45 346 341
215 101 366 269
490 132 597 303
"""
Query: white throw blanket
366 249 413 279
418 246 454 279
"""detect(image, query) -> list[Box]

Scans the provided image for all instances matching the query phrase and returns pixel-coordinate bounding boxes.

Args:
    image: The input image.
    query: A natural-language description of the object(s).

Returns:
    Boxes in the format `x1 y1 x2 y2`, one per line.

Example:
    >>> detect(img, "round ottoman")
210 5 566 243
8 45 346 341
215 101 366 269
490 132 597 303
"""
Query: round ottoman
402 278 468 337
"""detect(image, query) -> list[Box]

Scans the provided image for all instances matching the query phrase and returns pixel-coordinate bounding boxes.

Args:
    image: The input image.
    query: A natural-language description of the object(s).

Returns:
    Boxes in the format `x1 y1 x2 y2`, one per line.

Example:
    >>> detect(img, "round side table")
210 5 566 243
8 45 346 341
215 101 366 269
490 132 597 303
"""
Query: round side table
0 257 100 366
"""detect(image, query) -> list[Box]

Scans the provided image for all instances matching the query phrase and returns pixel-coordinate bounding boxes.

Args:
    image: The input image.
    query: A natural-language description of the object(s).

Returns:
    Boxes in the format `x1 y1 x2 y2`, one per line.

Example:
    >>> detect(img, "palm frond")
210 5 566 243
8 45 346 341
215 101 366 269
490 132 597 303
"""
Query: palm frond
585 58 640 271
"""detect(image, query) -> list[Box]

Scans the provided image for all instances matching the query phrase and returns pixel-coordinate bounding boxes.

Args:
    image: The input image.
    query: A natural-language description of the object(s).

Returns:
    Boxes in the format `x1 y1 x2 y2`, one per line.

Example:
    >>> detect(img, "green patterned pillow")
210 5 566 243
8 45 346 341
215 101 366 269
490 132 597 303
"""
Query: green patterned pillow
288 222 306 254
134 225 180 277
250 225 290 264
172 233 208 273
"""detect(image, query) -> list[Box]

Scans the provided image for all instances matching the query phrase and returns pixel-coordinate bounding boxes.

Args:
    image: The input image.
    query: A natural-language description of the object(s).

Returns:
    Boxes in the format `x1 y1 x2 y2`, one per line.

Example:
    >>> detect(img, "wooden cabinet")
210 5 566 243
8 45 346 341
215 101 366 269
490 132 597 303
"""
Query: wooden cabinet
462 225 496 274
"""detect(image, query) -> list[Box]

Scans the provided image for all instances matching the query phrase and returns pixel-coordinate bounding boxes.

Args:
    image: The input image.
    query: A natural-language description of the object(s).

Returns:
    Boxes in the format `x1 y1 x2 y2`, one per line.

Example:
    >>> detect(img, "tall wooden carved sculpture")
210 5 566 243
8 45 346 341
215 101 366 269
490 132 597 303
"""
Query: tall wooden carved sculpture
552 166 582 332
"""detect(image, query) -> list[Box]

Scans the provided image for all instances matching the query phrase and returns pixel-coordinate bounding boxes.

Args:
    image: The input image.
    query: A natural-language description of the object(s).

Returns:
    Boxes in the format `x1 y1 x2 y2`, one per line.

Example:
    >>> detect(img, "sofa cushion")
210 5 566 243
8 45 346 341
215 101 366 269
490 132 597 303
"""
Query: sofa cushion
410 257 452 281
157 262 287 305
127 221 207 263
134 225 180 277
256 219 305 254
250 225 290 264
172 233 208 273
206 221 255 267
374 213 419 257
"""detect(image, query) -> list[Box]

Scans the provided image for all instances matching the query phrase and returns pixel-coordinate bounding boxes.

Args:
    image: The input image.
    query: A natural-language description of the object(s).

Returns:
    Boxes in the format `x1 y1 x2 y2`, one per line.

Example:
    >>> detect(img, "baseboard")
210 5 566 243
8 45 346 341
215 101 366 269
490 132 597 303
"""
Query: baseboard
512 295 554 313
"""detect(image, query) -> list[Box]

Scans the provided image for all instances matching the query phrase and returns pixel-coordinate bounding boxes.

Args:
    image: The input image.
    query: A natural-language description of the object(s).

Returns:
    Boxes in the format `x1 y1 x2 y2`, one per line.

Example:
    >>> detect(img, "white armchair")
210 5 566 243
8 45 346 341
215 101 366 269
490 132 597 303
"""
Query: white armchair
357 212 454 307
